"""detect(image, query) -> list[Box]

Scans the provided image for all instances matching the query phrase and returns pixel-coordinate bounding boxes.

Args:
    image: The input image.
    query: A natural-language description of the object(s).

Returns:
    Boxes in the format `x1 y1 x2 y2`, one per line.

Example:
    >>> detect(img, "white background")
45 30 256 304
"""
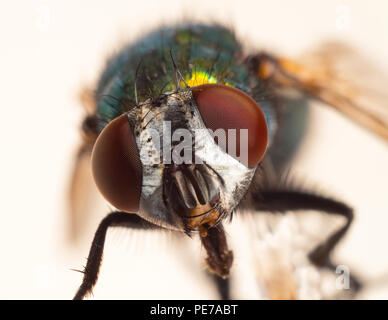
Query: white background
0 0 388 299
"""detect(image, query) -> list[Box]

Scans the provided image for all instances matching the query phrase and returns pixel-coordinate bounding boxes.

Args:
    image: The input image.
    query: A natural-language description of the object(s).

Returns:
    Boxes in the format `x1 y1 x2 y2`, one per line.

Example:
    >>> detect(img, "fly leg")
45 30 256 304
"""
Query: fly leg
73 212 161 300
251 189 362 294
199 223 233 300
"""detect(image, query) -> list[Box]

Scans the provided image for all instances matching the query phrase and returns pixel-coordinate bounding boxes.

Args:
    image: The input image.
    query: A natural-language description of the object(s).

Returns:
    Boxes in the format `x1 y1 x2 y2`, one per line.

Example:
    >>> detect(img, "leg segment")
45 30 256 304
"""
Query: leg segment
73 212 160 300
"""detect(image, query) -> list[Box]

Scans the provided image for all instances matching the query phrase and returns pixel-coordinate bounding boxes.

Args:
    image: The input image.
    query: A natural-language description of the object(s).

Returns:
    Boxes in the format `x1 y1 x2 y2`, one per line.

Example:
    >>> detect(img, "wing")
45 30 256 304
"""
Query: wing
227 209 352 299
67 86 100 242
252 42 388 142
68 143 93 241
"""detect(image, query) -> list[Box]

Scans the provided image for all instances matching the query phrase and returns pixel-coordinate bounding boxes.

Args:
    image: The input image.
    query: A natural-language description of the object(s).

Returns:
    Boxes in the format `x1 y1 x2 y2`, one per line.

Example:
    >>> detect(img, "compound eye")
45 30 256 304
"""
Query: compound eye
192 84 268 168
91 114 142 213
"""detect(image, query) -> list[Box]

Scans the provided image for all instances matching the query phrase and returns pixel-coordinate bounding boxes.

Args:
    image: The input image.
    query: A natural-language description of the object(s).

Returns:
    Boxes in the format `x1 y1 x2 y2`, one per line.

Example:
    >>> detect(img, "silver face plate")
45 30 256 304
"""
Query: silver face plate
127 89 256 230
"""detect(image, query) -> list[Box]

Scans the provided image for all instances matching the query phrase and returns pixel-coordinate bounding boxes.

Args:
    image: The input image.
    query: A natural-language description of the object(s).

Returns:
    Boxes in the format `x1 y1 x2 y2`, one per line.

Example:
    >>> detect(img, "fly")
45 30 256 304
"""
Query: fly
69 24 388 300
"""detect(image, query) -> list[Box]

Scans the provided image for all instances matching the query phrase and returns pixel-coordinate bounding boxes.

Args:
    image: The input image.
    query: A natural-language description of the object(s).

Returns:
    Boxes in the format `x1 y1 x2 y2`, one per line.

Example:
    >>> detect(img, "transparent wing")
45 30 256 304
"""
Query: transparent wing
255 42 388 142
67 86 100 242
228 210 351 300
67 143 95 242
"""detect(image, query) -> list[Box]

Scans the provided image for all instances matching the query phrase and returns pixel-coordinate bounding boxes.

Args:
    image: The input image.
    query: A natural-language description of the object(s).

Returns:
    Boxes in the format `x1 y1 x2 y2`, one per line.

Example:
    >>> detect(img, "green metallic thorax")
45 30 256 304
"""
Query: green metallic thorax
95 24 251 130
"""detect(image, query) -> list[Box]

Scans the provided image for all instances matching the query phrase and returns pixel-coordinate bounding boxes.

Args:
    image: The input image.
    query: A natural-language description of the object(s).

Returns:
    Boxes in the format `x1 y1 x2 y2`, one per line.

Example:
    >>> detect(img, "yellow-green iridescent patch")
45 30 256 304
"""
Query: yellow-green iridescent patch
182 71 233 87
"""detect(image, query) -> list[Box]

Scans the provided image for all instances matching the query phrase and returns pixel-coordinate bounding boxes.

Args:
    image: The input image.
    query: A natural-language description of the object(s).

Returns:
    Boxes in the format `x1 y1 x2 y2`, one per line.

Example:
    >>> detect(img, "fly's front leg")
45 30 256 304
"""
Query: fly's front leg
73 212 161 300
199 223 233 300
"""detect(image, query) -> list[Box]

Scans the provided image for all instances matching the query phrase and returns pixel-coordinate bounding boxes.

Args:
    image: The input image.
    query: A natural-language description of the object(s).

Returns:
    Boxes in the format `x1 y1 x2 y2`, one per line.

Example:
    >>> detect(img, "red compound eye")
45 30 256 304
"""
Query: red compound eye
192 84 268 168
91 114 142 213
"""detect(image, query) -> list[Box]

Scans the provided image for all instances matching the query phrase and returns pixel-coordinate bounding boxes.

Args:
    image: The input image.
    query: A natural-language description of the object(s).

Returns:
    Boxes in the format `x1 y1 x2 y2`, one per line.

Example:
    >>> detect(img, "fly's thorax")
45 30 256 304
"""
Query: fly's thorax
127 89 257 230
